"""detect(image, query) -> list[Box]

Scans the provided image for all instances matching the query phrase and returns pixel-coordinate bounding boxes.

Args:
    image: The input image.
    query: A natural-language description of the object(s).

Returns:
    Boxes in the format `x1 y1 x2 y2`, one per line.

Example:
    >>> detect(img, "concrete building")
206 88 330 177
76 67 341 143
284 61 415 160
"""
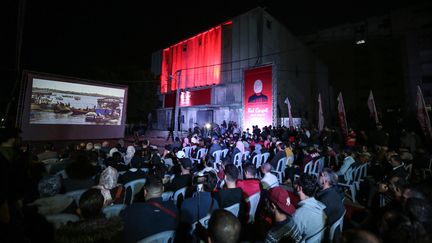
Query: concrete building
151 7 329 132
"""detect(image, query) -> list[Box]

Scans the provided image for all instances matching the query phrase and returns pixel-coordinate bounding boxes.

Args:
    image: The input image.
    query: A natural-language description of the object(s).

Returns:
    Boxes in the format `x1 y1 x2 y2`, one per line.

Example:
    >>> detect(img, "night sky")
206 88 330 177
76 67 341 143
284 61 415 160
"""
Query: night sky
0 0 424 121
2 1 420 76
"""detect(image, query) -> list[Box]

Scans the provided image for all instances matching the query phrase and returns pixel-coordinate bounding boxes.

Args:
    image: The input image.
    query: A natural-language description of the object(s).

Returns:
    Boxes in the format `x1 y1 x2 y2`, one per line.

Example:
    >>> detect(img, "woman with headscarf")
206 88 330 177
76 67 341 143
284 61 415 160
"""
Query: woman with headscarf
123 146 135 165
94 166 124 206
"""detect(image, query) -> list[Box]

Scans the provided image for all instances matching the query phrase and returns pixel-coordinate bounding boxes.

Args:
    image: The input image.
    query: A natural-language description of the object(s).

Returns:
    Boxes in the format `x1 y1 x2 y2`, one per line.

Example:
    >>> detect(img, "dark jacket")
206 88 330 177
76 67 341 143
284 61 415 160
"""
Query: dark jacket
316 186 345 225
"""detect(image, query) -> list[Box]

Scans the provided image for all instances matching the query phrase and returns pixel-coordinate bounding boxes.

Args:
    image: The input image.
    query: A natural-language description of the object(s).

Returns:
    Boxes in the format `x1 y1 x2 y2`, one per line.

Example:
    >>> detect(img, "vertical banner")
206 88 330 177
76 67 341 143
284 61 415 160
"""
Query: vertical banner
318 93 324 131
284 97 294 128
244 66 273 131
367 90 379 124
416 86 432 138
337 92 348 136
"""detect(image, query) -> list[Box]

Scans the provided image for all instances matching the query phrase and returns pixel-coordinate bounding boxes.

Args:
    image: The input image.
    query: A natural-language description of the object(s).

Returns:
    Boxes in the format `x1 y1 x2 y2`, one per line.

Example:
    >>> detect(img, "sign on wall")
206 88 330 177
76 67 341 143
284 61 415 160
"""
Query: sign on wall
244 66 273 130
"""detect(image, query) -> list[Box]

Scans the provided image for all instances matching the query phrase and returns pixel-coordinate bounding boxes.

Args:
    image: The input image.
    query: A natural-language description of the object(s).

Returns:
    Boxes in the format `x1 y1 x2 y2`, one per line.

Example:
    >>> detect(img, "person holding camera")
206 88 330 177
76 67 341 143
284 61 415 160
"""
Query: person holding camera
180 171 219 225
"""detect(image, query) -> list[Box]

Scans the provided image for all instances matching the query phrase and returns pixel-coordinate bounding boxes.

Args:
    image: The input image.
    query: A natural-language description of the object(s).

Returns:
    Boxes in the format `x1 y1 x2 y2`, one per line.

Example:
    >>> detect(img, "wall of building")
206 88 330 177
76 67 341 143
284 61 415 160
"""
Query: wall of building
152 7 329 131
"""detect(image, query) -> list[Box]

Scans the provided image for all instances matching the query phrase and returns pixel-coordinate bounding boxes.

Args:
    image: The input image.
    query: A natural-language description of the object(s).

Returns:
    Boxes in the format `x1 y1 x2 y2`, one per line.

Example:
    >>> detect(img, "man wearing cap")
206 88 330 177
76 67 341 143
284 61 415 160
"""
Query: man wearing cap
164 158 192 193
265 186 302 243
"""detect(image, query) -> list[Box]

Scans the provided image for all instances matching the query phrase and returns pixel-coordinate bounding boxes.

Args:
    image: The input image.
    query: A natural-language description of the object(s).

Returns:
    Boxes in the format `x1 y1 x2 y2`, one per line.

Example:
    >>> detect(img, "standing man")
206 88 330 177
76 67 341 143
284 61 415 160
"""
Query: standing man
167 126 174 142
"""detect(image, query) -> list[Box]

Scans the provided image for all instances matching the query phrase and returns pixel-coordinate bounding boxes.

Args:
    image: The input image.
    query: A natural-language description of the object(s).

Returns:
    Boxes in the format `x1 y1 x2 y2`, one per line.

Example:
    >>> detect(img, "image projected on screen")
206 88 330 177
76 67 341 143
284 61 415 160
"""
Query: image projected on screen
30 78 125 125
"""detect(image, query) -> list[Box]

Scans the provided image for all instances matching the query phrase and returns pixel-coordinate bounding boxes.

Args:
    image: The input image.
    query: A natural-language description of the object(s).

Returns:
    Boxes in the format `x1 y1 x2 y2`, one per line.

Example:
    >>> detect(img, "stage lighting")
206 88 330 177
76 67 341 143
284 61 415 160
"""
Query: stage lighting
205 123 211 129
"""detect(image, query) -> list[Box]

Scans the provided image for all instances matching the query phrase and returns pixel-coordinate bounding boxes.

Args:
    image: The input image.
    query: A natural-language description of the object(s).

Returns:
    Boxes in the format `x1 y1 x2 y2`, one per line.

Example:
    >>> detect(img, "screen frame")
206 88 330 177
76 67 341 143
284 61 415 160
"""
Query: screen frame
18 71 128 141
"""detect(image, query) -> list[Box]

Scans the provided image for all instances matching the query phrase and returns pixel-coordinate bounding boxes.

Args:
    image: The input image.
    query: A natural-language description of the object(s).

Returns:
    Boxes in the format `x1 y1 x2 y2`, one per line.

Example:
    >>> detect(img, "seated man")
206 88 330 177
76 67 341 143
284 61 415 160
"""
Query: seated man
261 163 279 190
236 163 261 199
293 174 327 240
316 168 345 225
265 187 301 243
55 188 123 243
214 164 243 208
164 158 193 193
121 175 179 243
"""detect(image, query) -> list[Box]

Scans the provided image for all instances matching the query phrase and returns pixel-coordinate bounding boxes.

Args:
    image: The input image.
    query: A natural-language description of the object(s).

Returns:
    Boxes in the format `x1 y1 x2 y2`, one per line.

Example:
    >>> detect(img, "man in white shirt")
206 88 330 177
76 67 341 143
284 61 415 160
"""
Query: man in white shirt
261 163 279 189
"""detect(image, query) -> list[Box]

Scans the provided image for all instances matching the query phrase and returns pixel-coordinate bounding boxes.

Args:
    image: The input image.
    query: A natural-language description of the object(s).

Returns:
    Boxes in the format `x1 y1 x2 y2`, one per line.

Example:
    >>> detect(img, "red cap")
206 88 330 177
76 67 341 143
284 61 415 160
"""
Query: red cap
268 187 296 215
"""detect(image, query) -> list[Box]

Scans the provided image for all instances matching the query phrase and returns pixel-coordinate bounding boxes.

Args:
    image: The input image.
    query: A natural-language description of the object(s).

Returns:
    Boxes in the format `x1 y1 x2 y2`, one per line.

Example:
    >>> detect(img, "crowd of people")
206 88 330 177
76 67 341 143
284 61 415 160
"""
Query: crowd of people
0 118 431 242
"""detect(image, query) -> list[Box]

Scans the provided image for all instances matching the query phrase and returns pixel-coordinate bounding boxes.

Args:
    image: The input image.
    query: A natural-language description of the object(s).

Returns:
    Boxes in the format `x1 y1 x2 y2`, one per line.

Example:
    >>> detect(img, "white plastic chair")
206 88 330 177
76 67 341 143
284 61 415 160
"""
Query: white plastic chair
137 230 176 243
221 148 229 158
224 203 240 217
338 167 360 202
271 157 287 184
329 210 346 242
260 152 270 164
233 153 243 175
65 189 87 205
103 204 126 218
191 148 206 165
212 150 223 171
245 192 260 223
242 151 250 162
124 178 146 204
311 157 324 177
161 191 174 201
45 213 79 229
182 146 192 158
172 186 187 206
252 154 262 169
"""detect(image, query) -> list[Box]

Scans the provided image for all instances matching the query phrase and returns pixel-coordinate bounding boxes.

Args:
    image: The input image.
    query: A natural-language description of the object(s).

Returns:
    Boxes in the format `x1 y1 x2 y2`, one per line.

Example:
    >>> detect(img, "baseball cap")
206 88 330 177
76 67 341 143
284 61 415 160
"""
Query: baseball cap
176 150 186 159
179 158 192 169
268 187 296 215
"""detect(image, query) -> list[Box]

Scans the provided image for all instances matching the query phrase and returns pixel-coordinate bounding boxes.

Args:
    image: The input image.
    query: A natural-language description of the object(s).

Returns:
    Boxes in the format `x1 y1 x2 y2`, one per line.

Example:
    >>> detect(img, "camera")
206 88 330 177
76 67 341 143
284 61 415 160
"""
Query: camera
192 173 209 186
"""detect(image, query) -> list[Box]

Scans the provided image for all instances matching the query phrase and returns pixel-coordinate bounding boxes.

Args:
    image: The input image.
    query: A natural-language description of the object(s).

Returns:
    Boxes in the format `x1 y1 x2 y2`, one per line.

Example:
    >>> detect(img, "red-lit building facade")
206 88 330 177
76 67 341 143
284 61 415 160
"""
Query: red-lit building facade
151 8 329 131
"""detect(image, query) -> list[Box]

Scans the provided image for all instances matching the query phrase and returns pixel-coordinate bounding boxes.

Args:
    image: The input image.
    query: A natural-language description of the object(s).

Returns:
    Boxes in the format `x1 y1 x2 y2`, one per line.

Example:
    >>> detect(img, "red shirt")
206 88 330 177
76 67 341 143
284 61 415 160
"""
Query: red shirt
236 179 261 198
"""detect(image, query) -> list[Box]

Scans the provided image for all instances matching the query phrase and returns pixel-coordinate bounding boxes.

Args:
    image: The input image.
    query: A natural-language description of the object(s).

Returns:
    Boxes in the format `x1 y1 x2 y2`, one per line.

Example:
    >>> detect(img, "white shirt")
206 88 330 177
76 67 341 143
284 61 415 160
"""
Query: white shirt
261 172 279 189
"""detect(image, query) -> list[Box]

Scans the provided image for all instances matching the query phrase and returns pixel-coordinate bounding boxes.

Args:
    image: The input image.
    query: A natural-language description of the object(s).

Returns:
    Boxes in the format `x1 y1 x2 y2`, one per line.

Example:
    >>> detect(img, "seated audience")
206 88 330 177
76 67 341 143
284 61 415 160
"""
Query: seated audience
55 188 123 243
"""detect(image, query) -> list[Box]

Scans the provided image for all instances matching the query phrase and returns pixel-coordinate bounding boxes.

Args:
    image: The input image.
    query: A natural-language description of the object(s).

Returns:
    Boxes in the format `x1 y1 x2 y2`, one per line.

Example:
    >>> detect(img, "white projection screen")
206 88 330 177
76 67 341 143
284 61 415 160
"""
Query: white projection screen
18 72 128 141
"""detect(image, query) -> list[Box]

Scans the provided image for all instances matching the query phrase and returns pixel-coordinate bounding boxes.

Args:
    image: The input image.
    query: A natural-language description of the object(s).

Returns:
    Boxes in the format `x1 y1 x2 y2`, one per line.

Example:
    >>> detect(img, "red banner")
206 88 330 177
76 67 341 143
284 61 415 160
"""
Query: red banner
164 88 211 108
244 66 273 130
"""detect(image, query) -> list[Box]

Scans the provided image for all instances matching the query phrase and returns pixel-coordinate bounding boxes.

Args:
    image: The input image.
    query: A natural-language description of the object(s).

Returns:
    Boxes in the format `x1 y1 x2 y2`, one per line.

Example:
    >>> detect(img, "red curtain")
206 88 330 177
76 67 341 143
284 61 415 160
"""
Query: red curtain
161 25 221 93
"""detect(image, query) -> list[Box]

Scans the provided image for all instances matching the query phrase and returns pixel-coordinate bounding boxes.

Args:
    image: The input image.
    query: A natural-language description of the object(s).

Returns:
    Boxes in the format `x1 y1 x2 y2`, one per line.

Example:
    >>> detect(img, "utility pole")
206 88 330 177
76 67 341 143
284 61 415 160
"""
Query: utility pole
174 70 181 138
